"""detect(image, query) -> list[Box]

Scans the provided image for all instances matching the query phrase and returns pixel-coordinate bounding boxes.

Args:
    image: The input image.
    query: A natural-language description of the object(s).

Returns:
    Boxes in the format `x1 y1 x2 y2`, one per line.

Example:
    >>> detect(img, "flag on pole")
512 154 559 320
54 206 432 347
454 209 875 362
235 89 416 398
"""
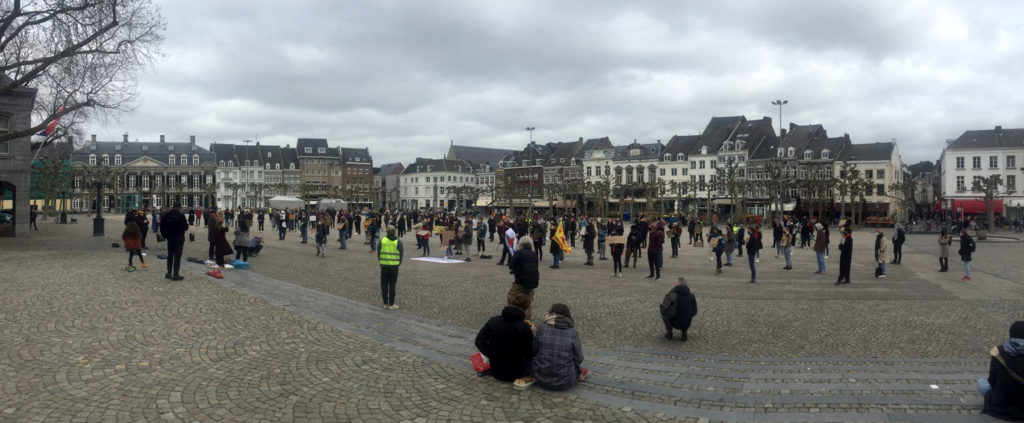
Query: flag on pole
554 219 571 254
36 106 64 136
504 227 517 255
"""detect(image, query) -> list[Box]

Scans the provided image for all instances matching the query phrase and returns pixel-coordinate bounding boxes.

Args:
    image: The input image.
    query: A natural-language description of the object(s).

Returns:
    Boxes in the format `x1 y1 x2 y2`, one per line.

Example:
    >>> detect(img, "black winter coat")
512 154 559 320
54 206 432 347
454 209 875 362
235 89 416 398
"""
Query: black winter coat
509 247 539 290
838 235 853 274
475 306 534 382
958 234 974 262
982 344 1024 420
667 285 698 331
159 210 188 239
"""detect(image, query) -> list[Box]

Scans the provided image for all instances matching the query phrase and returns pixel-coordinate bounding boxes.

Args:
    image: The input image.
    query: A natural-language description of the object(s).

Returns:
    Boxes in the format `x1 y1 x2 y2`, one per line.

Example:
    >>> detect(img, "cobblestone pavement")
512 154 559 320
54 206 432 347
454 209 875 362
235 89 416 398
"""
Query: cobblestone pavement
2 219 1022 422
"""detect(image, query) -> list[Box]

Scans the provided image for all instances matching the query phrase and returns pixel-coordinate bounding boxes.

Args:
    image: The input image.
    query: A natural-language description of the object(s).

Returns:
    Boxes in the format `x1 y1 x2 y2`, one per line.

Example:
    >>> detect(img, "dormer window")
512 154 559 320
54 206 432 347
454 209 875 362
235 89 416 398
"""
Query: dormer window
253 160 258 167
787 147 795 158
289 163 295 170
522 160 530 166
114 144 121 151
560 158 565 164
265 164 270 169
267 152 272 158
677 153 685 161
180 155 186 165
777 148 784 158
88 154 96 165
114 154 122 165
167 155 174 165
803 150 813 160
142 145 148 151
736 141 745 150
304 147 312 154
664 154 671 161
417 166 423 172
276 164 281 169
821 150 831 160
228 160 233 167
701 146 708 155
192 155 199 165
219 160 225 167
245 160 250 167
168 145 174 151
317 148 326 154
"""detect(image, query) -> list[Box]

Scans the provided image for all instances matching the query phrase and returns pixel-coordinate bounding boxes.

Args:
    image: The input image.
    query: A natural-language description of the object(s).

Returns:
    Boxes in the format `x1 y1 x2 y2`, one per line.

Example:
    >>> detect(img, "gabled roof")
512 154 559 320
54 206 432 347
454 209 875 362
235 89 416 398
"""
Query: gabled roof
664 135 701 156
378 162 404 176
211 143 237 165
690 116 746 155
71 139 214 166
578 137 614 157
750 135 782 160
296 138 339 157
947 127 1024 150
401 158 474 174
280 147 300 169
546 140 583 163
723 117 774 153
837 142 895 162
340 147 372 163
908 161 935 176
448 144 515 168
33 139 75 160
780 123 828 150
258 144 283 168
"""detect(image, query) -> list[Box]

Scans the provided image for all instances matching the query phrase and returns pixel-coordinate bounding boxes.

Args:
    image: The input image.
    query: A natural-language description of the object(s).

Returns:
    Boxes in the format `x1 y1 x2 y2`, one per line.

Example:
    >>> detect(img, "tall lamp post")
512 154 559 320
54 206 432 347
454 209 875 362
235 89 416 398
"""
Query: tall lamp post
525 126 536 215
771 99 788 135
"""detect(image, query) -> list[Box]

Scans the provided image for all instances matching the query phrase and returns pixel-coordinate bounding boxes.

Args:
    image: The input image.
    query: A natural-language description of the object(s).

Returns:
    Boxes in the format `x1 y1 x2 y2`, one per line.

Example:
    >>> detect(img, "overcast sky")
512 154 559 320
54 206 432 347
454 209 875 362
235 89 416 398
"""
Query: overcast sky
84 0 1024 165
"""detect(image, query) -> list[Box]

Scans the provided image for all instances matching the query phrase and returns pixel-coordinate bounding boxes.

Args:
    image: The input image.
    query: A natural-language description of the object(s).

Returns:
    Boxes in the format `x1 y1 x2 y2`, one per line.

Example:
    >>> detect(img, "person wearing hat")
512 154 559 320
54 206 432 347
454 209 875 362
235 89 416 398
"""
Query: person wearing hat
159 201 189 281
812 223 827 274
979 321 1024 420
377 225 404 310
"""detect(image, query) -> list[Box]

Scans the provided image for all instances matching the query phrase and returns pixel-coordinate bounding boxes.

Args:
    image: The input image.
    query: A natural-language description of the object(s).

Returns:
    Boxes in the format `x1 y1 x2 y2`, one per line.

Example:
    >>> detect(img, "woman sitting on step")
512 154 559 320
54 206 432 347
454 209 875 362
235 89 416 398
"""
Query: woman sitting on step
979 320 1024 420
530 303 588 391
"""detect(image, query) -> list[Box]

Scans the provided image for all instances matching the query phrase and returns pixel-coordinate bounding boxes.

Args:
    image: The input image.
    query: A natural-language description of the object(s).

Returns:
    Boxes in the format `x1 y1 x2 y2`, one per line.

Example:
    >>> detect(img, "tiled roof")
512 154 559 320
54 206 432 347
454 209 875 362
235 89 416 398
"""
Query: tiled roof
296 138 339 157
690 116 745 155
401 159 474 174
613 140 663 161
449 144 515 168
340 147 372 163
664 135 701 157
378 162 404 176
907 161 935 176
281 147 300 168
837 142 895 162
258 144 283 168
946 127 1024 150
70 140 214 166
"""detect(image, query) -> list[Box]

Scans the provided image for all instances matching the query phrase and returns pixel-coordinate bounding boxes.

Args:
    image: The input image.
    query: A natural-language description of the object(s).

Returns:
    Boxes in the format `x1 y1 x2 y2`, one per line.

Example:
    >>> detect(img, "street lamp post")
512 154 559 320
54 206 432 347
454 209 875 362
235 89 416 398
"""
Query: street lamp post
525 126 536 215
771 99 788 135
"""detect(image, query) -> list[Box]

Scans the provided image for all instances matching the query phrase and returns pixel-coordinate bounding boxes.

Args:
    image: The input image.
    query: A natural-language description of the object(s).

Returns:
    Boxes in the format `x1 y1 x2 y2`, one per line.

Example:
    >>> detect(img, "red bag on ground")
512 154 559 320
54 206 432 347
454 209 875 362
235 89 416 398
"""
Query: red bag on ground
471 352 490 375
206 269 223 279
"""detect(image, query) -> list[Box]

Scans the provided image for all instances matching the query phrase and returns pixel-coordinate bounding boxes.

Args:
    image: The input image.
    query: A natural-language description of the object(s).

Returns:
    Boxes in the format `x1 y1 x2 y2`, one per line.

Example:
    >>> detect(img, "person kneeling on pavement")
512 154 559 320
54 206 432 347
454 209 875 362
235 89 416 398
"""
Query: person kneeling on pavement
660 277 698 341
979 320 1024 421
474 294 534 384
530 303 588 390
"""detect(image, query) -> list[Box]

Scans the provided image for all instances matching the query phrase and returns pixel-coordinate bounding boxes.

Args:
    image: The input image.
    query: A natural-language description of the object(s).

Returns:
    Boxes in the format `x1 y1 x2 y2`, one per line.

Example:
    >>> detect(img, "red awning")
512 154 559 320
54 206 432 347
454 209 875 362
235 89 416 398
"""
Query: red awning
950 199 1003 214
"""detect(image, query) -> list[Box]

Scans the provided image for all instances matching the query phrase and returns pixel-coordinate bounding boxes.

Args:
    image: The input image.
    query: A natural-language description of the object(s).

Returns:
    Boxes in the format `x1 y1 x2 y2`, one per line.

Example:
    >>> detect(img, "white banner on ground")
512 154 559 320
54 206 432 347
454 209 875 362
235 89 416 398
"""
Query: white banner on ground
410 257 465 264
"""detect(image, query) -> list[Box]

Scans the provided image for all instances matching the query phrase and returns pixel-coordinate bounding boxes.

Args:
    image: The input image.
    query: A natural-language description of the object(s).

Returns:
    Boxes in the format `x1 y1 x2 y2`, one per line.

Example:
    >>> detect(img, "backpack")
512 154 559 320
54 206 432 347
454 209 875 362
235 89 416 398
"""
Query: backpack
659 291 678 320
968 237 976 253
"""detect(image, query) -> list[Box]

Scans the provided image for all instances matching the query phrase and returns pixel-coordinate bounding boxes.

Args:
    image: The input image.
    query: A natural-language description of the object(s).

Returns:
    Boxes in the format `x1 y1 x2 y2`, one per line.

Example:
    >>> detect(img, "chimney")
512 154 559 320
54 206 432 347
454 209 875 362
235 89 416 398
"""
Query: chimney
256 141 260 147
781 128 788 137
91 134 97 143
657 139 662 144
579 137 584 142
123 133 129 143
189 135 195 145
995 125 1003 132
844 133 850 141
159 134 165 143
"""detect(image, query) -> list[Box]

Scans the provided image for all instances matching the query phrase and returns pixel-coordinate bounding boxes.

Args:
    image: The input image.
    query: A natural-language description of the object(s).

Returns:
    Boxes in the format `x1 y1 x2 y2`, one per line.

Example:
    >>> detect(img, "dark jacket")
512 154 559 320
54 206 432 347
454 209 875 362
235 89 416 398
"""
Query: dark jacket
839 234 853 273
983 341 1024 420
509 246 539 290
745 232 760 255
583 228 595 251
667 285 698 331
959 234 974 262
474 306 534 382
648 229 664 252
159 209 188 239
531 315 583 391
213 225 233 256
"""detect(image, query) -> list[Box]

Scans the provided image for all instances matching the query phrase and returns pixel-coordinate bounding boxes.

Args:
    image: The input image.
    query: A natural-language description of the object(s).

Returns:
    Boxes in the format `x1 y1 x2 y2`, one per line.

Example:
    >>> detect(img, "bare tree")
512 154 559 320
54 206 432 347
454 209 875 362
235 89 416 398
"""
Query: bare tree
30 157 70 217
1 0 166 149
717 158 744 222
971 174 1003 230
834 161 858 223
888 177 917 224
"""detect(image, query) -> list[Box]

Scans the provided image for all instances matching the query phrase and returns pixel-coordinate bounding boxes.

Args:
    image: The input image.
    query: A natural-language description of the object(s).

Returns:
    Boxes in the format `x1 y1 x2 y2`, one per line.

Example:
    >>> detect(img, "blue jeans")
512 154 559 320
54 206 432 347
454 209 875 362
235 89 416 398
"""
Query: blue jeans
725 251 733 265
279 227 286 240
748 253 756 281
878 262 886 275
784 247 793 268
300 225 308 242
978 378 991 396
339 229 347 249
553 251 564 266
964 261 971 276
816 252 826 272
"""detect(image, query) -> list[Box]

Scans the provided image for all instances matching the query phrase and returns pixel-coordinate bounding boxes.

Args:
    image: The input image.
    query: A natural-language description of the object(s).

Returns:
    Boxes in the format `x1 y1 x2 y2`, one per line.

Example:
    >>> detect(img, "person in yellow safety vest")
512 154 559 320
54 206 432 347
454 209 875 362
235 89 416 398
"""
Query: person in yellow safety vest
378 225 404 310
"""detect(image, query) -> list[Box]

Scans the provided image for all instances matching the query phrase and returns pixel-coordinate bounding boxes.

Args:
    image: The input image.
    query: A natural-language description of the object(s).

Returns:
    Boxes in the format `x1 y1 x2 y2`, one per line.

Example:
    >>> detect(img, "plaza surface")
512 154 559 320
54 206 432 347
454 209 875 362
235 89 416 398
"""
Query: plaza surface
2 217 1023 422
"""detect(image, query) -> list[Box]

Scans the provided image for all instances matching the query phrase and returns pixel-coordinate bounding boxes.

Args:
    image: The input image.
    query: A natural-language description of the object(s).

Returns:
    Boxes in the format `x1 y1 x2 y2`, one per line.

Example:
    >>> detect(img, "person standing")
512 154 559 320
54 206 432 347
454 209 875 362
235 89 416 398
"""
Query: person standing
959 229 975 281
836 227 853 285
257 210 265 231
29 207 38 231
378 225 404 310
746 227 760 283
874 229 889 278
625 225 641 268
234 219 252 262
660 278 698 341
646 223 665 280
337 214 348 249
669 222 681 258
813 223 827 275
299 210 309 244
938 228 951 272
891 224 906 265
212 216 233 268
508 237 539 320
583 224 595 266
724 227 735 267
781 226 794 270
477 218 487 256
159 201 189 281
121 221 145 271
598 222 608 260
610 233 624 278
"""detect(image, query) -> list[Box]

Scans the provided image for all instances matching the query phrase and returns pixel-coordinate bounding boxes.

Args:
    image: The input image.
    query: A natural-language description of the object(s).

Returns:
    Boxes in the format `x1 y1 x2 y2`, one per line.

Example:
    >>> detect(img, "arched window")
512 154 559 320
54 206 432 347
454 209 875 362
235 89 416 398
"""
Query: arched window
787 147 795 158
676 153 685 161
821 150 831 159
219 160 225 167
276 163 281 170
228 161 233 167
265 164 270 169
664 154 671 161
289 163 295 170
777 148 784 158
253 160 258 167
245 160 250 167
72 197 84 211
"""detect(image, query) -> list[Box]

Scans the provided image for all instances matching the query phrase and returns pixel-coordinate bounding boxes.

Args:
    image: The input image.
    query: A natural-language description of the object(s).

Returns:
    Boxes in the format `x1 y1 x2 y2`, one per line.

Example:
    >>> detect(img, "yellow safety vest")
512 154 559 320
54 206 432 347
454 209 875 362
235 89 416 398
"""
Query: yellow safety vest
379 237 401 266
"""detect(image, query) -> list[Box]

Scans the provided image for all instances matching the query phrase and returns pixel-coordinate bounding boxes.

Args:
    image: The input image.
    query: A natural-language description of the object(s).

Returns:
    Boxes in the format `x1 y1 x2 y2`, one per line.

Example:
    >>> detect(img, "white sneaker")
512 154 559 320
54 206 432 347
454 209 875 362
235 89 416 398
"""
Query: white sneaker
389 304 399 310
617 273 623 278
879 274 886 279
755 258 760 263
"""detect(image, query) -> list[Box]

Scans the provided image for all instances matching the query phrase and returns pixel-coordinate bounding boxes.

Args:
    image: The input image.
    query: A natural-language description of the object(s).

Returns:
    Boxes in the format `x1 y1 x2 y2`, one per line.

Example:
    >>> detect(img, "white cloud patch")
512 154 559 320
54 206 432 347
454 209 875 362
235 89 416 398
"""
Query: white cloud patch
85 0 1024 165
